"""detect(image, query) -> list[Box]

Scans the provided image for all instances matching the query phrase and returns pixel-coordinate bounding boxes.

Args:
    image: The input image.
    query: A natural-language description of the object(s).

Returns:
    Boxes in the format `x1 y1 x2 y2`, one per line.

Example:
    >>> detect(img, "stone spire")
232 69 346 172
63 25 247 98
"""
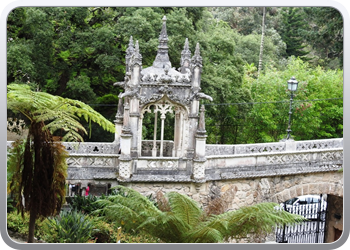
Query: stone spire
152 16 171 69
180 38 191 73
191 43 202 68
130 40 142 66
125 36 134 73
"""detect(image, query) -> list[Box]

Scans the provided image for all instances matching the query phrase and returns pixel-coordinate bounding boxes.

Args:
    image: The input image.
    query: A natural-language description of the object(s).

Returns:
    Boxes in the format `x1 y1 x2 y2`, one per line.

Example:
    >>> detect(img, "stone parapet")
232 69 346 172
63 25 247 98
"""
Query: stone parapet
205 138 343 156
7 138 343 184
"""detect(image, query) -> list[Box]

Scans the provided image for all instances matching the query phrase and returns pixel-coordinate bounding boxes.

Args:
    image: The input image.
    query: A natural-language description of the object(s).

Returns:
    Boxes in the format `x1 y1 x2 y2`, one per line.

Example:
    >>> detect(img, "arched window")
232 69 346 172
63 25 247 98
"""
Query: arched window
139 97 189 158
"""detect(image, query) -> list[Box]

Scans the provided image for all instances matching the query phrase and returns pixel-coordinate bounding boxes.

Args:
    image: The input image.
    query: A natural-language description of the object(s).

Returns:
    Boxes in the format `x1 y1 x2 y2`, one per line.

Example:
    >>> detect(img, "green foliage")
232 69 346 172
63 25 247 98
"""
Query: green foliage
236 29 286 70
44 209 94 243
68 195 102 215
243 57 343 142
7 211 48 239
64 75 97 103
95 186 304 243
7 84 115 141
7 197 15 213
303 7 343 69
7 7 343 144
195 18 252 144
280 8 309 59
7 83 115 242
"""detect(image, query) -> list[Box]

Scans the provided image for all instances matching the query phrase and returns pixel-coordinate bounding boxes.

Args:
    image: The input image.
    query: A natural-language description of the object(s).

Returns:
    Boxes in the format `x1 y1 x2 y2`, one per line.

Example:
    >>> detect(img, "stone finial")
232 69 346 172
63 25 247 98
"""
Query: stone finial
180 38 192 73
125 36 134 72
130 40 142 66
126 36 134 59
153 16 171 69
191 43 202 68
160 16 168 40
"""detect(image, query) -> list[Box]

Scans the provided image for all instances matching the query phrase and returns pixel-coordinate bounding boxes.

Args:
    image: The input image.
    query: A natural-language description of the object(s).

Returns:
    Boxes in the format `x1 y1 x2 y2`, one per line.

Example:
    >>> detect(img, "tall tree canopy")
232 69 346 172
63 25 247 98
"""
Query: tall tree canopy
280 7 309 59
7 7 343 144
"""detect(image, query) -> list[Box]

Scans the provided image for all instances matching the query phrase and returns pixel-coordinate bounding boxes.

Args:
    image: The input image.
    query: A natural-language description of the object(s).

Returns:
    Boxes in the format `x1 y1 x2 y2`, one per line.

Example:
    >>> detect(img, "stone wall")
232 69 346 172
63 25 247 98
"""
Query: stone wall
120 171 343 210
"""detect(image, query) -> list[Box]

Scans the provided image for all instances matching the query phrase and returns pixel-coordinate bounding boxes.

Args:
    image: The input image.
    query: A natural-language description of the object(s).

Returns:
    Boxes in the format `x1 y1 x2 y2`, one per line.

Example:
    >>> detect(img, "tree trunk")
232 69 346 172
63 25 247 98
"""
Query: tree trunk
258 7 266 77
27 208 37 243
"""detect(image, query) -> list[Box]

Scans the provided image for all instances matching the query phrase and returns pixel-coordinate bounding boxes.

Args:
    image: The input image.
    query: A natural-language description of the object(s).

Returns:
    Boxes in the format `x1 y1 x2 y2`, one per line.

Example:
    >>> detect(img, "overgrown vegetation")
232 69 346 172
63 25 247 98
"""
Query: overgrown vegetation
94 186 304 243
7 84 115 243
7 186 304 243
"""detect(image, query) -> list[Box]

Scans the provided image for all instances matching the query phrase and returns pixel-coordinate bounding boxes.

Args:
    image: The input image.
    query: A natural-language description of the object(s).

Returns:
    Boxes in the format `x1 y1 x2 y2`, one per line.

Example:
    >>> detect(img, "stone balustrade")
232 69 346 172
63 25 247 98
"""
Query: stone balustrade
6 138 343 183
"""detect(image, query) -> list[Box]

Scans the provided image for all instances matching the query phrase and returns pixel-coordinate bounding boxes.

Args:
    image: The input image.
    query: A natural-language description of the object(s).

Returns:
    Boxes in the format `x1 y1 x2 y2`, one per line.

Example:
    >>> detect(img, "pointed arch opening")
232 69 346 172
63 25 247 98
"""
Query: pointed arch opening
138 96 189 158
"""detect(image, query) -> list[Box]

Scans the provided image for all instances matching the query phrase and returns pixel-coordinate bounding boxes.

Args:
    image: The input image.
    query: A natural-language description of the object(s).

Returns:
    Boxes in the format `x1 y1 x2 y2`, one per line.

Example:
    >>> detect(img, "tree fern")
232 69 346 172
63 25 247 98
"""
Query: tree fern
7 83 116 242
166 192 203 228
7 83 115 141
95 186 305 243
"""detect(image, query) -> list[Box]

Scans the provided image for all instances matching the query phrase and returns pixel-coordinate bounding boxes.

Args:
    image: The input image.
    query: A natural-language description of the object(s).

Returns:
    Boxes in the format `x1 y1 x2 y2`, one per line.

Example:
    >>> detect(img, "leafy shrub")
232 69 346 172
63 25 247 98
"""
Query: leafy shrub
90 218 118 243
7 211 48 240
67 195 101 215
44 209 94 243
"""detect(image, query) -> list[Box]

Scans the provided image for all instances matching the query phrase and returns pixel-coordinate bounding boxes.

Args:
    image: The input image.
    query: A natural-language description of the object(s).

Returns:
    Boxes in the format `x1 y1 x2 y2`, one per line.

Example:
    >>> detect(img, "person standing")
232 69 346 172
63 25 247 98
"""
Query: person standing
85 184 90 196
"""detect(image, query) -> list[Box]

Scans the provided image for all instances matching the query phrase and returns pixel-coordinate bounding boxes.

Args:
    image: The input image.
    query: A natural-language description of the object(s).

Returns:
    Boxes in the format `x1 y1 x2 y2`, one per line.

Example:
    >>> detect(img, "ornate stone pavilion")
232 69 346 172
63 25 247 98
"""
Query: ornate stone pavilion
113 16 213 182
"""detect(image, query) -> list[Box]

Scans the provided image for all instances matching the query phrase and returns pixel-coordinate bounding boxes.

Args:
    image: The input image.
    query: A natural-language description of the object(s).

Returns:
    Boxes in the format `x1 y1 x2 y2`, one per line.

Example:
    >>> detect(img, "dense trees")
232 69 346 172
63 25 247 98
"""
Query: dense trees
242 57 343 142
7 7 343 144
280 7 309 59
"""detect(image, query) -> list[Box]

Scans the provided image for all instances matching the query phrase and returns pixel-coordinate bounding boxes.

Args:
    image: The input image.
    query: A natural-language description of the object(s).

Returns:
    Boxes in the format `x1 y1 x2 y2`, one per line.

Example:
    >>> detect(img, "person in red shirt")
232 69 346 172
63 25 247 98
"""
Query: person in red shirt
85 184 90 196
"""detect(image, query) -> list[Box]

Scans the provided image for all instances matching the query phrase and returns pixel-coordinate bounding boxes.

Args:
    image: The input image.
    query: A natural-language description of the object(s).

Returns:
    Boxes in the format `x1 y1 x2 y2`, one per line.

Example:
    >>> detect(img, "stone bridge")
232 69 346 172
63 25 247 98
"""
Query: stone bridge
46 137 343 209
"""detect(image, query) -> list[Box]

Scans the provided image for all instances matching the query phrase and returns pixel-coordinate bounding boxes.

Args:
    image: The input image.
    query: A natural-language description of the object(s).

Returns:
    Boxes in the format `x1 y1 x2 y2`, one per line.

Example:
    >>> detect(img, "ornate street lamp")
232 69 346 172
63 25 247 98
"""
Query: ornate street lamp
285 76 298 140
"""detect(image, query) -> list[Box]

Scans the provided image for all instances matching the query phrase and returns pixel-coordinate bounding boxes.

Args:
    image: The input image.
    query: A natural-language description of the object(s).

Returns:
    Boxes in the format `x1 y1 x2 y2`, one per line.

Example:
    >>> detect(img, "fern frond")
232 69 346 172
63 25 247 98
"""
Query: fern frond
220 202 305 240
166 192 203 228
7 83 115 142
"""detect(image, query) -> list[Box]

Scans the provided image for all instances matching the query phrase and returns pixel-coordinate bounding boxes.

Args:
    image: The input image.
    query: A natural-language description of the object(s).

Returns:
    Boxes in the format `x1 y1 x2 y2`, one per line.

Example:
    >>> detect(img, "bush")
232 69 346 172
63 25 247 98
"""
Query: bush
44 209 94 243
90 218 118 243
7 211 48 240
67 195 102 215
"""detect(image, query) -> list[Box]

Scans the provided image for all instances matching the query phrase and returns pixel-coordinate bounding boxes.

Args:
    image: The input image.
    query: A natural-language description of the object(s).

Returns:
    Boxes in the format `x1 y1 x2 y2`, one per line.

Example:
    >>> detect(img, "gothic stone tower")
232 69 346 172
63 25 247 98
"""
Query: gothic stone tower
114 16 212 182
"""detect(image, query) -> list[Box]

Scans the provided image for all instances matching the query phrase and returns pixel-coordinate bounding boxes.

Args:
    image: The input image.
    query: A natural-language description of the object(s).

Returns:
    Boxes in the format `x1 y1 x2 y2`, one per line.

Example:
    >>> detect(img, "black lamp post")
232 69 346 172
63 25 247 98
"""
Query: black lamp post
285 76 298 140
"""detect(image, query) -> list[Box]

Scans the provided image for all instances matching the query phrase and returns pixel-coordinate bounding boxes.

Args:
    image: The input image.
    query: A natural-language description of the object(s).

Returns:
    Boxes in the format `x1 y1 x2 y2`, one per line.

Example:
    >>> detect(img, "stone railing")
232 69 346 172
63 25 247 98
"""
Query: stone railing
204 149 343 181
62 142 118 154
206 138 343 156
7 138 343 183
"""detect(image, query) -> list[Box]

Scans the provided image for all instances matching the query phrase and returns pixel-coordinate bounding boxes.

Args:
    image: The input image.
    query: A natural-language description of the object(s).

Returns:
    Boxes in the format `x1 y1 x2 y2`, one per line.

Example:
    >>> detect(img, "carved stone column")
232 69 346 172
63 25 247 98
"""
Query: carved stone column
119 102 133 180
129 96 139 157
152 110 158 157
113 97 124 148
193 105 207 181
195 105 207 160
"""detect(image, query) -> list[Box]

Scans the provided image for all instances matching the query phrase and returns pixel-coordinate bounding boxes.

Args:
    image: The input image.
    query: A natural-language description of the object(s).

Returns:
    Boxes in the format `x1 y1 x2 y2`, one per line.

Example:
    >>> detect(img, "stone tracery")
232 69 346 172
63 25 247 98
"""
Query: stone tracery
113 16 212 179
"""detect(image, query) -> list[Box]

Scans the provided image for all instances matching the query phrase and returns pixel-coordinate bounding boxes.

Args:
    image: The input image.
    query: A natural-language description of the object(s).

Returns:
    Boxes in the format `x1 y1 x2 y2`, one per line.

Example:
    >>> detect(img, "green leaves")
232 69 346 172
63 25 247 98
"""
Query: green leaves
7 83 115 142
96 186 303 243
46 209 94 243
